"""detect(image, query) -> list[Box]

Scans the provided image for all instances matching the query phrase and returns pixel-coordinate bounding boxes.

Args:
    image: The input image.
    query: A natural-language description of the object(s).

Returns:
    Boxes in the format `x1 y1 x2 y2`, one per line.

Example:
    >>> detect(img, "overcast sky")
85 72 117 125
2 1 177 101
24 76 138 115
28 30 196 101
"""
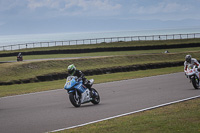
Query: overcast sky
0 0 200 35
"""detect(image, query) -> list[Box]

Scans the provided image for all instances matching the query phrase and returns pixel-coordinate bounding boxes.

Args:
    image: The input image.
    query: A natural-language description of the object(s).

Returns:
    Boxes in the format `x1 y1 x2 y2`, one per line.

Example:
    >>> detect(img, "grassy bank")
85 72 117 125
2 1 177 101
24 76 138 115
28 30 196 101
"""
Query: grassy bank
63 97 200 133
0 38 199 84
0 50 197 83
1 47 200 62
0 66 182 97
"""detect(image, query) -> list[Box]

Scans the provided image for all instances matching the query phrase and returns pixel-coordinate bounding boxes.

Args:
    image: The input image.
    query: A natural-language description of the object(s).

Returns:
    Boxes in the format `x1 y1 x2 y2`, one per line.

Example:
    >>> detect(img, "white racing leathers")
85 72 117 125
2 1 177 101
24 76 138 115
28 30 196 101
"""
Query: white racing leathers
184 58 200 73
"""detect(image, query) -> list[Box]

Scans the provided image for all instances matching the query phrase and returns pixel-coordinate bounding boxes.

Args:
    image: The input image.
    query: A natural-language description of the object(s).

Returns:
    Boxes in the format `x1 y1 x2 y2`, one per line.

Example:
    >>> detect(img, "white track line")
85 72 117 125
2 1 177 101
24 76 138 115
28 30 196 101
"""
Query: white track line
50 95 200 133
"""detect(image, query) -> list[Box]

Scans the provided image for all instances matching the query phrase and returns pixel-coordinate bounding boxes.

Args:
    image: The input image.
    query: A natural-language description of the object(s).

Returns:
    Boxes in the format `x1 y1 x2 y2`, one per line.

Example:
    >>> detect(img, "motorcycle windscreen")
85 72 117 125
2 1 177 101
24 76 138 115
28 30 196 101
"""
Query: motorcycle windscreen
64 78 76 90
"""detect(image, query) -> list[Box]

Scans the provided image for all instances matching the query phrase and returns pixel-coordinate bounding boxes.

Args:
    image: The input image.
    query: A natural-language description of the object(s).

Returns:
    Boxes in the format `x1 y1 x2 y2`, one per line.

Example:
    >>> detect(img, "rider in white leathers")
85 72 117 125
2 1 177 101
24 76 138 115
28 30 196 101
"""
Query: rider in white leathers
184 55 200 73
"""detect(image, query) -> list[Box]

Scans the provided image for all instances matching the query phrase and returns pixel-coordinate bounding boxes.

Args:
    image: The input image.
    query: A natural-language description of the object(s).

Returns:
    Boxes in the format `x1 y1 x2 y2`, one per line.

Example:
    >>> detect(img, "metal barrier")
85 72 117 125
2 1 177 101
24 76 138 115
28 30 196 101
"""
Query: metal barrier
0 33 200 51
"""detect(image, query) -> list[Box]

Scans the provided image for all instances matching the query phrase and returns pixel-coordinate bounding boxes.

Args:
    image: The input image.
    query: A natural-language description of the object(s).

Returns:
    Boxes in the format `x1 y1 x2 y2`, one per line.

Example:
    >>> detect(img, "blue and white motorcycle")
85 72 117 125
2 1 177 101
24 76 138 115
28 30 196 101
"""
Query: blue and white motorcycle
64 76 100 107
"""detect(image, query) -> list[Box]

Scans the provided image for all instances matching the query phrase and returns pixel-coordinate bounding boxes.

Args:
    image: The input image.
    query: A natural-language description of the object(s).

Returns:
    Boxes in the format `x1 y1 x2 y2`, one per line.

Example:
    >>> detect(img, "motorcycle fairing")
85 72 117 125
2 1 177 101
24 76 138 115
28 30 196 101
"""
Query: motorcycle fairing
64 76 91 103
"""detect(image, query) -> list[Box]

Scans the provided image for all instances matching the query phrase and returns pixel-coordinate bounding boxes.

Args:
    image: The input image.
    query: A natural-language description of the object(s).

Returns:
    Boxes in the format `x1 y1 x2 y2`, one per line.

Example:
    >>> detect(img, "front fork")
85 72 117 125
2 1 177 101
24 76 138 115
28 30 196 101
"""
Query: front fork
75 90 80 100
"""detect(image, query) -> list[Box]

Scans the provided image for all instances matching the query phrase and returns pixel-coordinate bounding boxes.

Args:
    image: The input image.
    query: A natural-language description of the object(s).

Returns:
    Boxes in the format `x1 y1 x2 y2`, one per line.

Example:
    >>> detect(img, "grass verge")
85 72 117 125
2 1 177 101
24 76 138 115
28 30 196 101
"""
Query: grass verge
62 97 200 133
0 66 182 97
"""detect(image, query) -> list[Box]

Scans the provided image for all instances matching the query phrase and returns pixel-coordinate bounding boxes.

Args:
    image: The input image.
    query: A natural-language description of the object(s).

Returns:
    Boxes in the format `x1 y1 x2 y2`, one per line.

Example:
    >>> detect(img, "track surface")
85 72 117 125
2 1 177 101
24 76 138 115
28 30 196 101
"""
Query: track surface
0 72 200 133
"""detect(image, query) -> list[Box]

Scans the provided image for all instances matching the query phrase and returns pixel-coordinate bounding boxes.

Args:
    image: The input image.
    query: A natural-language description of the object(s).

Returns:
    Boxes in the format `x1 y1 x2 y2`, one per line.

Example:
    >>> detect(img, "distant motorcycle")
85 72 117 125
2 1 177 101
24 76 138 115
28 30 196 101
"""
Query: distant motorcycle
185 65 200 89
64 76 100 107
17 53 23 61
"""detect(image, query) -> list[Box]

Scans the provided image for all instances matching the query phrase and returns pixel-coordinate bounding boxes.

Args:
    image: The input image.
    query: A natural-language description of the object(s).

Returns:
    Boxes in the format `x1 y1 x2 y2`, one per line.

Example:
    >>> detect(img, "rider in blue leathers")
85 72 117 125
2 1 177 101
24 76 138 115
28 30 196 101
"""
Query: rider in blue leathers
67 64 92 90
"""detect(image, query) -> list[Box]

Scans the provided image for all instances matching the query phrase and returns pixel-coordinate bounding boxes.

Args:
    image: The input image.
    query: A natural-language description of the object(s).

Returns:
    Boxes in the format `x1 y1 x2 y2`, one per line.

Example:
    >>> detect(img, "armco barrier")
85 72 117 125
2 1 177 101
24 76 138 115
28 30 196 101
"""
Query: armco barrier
0 61 183 86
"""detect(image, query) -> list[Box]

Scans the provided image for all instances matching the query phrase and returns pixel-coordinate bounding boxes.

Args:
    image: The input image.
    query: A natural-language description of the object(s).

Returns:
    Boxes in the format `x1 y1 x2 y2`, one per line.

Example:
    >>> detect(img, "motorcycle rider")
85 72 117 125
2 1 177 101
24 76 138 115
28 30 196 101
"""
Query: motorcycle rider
184 55 200 73
17 52 23 61
67 64 93 92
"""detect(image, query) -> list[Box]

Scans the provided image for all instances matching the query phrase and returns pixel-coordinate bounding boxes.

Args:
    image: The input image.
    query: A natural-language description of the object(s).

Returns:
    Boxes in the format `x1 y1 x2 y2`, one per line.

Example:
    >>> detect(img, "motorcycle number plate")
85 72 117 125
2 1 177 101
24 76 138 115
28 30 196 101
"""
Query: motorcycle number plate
67 81 71 86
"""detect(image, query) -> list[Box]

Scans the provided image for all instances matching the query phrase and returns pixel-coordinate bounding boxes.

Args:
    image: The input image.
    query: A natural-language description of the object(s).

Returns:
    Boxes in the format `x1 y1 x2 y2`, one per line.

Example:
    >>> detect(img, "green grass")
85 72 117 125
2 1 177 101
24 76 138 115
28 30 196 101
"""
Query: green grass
1 47 200 62
0 66 183 97
63 97 200 133
1 50 200 83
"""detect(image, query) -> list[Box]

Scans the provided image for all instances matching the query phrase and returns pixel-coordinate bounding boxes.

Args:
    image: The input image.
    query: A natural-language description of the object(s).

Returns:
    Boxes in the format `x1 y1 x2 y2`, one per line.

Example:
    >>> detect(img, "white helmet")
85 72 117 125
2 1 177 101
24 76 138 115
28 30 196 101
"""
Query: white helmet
185 55 192 63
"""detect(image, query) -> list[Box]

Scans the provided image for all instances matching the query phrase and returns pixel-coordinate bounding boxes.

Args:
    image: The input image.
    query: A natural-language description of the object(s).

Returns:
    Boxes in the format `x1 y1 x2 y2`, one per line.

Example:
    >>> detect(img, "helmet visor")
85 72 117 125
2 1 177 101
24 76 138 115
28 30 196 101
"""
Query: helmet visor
186 57 191 62
68 69 75 75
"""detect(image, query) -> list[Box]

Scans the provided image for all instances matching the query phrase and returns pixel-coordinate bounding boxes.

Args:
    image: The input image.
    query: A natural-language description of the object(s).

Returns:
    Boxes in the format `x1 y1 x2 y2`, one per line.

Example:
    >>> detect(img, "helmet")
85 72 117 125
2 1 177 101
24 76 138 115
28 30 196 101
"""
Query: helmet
185 55 192 63
68 64 76 75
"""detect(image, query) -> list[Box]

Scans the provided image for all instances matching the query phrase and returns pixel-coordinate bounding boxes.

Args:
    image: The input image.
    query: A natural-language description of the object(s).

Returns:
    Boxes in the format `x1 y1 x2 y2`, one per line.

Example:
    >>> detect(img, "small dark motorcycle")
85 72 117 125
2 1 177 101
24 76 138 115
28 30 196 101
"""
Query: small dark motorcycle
17 53 23 61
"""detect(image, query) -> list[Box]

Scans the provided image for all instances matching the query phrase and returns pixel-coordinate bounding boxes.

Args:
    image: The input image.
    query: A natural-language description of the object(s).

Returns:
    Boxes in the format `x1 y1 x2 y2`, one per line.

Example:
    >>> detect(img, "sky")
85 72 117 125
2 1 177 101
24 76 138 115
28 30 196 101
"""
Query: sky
0 0 200 35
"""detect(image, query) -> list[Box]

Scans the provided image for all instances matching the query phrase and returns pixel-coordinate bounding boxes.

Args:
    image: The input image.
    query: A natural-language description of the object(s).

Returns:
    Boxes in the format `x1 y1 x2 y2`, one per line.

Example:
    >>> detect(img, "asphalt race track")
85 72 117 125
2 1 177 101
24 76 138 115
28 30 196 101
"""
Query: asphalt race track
0 72 200 133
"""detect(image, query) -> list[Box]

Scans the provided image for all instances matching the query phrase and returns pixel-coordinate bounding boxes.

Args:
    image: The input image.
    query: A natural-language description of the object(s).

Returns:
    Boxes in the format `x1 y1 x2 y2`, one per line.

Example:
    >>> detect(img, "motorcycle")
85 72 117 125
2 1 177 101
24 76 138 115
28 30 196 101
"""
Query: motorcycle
185 65 200 89
17 56 23 61
17 53 23 61
64 76 100 107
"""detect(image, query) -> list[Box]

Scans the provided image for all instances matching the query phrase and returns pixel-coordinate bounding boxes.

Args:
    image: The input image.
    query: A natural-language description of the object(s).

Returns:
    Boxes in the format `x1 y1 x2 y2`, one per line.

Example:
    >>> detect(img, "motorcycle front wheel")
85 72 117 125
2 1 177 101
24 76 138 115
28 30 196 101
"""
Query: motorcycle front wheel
69 93 81 107
191 75 200 89
91 88 100 105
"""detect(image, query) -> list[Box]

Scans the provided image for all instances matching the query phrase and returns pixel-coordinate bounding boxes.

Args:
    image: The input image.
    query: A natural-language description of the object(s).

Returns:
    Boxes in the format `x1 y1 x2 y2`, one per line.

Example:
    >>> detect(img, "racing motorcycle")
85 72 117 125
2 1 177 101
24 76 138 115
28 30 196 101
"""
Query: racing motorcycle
64 76 100 107
185 65 200 89
17 53 23 61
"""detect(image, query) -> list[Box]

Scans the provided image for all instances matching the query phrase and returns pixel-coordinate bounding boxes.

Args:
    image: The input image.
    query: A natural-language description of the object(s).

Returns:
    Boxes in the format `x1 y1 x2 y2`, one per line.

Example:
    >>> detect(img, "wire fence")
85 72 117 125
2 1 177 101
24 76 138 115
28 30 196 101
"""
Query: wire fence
0 33 200 51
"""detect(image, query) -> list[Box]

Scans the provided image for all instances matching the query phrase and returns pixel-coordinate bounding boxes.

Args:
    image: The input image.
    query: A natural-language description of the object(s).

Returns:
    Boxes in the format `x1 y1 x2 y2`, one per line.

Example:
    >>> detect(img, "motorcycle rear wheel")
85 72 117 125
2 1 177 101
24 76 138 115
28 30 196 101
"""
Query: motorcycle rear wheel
69 93 81 107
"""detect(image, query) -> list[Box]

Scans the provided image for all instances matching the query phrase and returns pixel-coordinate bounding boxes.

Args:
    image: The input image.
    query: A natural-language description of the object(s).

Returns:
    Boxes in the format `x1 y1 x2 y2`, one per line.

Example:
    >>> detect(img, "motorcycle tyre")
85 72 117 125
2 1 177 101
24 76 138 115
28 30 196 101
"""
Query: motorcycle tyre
91 88 100 105
191 76 199 89
69 93 81 107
